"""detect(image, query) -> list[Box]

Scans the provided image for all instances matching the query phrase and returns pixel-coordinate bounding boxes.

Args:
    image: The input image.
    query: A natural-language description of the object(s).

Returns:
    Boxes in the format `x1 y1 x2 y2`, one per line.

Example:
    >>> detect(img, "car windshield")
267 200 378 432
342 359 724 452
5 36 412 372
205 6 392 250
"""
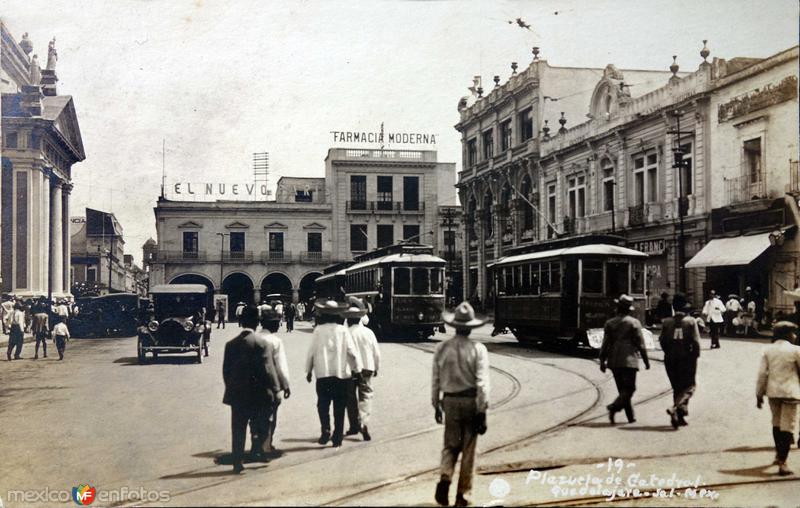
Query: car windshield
152 293 206 320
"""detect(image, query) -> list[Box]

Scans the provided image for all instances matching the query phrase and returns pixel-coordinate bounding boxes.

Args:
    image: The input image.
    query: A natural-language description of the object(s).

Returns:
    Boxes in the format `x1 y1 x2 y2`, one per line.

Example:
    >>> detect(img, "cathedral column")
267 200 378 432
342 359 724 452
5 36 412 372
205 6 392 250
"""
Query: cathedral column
62 183 71 294
50 180 63 296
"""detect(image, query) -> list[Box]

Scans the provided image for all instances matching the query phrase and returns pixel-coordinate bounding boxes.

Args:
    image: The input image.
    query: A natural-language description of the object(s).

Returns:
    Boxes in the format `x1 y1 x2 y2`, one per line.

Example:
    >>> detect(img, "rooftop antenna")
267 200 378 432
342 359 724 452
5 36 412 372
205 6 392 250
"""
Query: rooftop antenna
160 138 166 199
253 151 270 200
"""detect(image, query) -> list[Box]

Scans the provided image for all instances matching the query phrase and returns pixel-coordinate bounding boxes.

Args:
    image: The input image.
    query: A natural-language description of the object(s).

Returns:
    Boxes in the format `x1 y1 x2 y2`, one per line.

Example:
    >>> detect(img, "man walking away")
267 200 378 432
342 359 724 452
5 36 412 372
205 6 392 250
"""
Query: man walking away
344 297 381 441
258 306 291 457
432 302 490 507
52 315 70 360
296 301 305 322
659 298 701 429
702 290 725 349
235 301 245 328
6 302 26 360
216 300 226 329
222 306 277 474
285 302 296 333
600 294 651 424
756 321 800 476
305 298 362 448
725 294 742 336
654 292 673 324
32 298 50 359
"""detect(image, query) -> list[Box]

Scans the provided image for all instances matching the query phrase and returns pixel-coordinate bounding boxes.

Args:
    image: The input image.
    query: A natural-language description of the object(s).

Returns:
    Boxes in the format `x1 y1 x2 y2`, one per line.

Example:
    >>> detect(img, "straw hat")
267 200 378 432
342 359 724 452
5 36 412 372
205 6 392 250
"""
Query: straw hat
313 297 348 315
343 296 367 319
614 294 636 312
773 321 799 340
443 301 486 329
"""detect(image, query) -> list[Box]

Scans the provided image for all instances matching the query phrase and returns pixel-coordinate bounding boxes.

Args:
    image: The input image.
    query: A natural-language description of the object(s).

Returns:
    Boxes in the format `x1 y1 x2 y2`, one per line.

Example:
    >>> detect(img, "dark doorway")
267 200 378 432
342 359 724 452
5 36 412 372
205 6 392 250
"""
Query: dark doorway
299 272 321 307
222 273 254 319
260 273 293 302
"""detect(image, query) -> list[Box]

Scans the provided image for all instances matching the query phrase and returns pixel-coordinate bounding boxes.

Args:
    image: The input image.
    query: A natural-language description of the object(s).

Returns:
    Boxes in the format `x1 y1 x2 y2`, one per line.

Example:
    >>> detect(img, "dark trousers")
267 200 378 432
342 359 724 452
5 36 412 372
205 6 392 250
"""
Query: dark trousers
35 331 48 357
709 321 721 347
55 335 67 359
346 375 360 431
7 325 23 359
316 377 348 444
609 368 638 422
231 403 269 466
217 316 225 329
286 317 294 332
773 427 794 463
664 359 696 416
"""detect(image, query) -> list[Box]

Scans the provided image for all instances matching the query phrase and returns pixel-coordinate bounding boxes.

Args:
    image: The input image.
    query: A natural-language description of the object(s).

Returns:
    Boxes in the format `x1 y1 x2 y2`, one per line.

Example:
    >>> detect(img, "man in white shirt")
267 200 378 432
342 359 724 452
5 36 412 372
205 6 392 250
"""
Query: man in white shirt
235 302 245 328
344 297 381 441
305 298 362 448
257 306 291 457
702 290 726 349
52 316 71 360
1 295 14 334
432 302 490 507
6 302 27 360
725 294 743 336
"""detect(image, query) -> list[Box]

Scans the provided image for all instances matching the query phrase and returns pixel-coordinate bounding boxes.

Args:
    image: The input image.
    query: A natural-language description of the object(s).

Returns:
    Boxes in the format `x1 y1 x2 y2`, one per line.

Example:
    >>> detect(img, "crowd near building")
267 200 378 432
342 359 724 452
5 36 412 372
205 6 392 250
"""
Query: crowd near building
456 43 799 317
146 148 461 317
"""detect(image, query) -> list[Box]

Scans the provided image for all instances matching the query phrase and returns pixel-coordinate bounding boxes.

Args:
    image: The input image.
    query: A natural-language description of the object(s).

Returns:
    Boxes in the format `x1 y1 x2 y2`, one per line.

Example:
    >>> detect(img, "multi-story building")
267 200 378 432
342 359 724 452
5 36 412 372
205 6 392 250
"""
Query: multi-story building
456 43 799 316
70 208 128 296
149 148 459 314
1 22 85 298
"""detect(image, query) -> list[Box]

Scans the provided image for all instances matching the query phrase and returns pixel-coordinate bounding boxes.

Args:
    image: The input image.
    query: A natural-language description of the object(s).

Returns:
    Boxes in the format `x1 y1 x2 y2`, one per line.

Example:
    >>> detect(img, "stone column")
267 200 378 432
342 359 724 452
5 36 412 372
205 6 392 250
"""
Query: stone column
50 181 63 296
62 184 71 293
41 170 50 295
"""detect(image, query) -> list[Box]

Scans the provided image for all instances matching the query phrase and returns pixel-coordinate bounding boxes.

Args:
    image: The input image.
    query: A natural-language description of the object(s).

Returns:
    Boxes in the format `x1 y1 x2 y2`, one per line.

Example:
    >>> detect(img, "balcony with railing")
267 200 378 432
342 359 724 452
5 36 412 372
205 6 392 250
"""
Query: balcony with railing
223 250 254 263
261 251 293 264
346 200 371 213
300 251 331 264
725 174 767 205
153 250 207 263
628 204 647 227
399 201 425 214
563 216 577 235
346 200 426 214
332 148 437 162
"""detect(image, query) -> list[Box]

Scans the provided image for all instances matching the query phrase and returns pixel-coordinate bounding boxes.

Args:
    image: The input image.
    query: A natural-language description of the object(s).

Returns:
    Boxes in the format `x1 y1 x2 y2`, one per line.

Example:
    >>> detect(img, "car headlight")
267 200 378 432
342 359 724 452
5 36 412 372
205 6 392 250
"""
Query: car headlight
194 324 205 333
418 312 425 321
183 321 194 332
586 328 604 349
147 320 159 332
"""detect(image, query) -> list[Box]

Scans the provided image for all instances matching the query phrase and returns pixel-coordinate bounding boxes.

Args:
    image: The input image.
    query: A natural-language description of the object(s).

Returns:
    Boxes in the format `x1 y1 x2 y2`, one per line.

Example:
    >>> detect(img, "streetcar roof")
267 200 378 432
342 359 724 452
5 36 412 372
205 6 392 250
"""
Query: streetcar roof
347 253 446 271
490 244 647 267
150 284 209 294
315 269 347 283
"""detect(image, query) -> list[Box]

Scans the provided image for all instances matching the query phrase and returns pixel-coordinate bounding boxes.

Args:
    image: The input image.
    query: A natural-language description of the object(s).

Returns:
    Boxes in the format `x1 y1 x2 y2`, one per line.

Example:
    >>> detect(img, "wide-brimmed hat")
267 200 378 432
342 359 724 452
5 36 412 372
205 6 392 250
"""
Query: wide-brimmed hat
343 296 367 319
783 288 800 301
443 302 486 329
773 321 799 341
614 294 635 312
314 297 348 315
728 294 739 300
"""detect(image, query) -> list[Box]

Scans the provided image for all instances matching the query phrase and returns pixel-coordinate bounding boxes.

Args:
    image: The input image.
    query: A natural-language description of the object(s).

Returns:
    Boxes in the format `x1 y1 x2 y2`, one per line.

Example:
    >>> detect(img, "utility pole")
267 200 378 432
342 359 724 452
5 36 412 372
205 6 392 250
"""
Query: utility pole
444 207 455 303
107 234 115 293
669 109 688 294
216 232 228 294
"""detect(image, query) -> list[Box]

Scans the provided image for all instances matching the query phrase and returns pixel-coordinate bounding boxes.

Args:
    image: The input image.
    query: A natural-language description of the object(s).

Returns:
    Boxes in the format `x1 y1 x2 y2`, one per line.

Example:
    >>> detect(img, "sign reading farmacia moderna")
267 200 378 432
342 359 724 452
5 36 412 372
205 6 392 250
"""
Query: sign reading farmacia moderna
330 130 436 145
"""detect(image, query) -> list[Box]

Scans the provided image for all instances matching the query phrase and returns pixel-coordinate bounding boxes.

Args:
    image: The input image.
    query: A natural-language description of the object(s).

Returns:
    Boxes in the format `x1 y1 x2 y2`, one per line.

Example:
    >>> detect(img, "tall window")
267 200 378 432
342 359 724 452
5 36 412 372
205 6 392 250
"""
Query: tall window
182 231 198 256
547 184 556 238
377 176 393 210
744 138 762 183
467 138 477 167
602 160 615 212
5 132 18 149
87 266 97 283
632 152 658 205
483 193 493 238
567 175 586 218
403 224 420 242
307 232 322 253
377 224 394 248
500 120 512 152
350 175 367 210
403 176 419 211
443 230 456 256
519 108 533 142
520 176 535 231
677 141 693 196
482 129 494 160
350 224 367 252
229 232 245 258
268 232 284 253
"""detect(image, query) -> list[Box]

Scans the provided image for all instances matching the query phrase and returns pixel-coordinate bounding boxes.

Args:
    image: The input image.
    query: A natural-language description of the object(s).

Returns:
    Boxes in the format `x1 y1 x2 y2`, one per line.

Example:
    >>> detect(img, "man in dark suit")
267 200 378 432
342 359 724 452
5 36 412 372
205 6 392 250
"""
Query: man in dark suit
222 306 278 474
659 297 701 429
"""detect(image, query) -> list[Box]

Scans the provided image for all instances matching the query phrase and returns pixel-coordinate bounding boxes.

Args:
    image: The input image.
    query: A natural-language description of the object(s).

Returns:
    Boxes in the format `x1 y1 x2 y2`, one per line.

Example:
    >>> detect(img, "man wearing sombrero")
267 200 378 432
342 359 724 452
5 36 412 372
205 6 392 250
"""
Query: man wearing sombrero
432 301 490 507
343 296 381 441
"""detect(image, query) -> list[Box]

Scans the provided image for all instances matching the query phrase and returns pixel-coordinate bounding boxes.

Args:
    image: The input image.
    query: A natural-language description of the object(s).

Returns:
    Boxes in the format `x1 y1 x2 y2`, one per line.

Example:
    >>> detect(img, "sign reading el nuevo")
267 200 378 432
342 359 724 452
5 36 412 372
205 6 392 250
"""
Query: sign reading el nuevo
331 130 436 145
167 182 271 199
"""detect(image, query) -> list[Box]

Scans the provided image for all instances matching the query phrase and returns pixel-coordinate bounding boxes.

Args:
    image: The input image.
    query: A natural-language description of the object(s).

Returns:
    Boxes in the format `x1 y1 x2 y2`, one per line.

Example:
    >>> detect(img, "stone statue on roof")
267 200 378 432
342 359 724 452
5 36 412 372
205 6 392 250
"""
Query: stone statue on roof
46 37 57 71
30 54 42 85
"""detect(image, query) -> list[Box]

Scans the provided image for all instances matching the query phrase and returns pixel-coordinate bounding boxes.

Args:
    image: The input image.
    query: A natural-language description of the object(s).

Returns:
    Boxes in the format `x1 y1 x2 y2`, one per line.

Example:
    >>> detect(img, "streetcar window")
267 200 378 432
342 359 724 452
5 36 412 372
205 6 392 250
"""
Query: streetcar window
394 268 411 294
631 261 645 294
531 263 540 294
505 268 513 294
412 267 430 294
549 262 562 292
497 269 504 294
521 264 531 294
430 268 442 293
582 260 604 294
514 266 522 295
606 262 629 297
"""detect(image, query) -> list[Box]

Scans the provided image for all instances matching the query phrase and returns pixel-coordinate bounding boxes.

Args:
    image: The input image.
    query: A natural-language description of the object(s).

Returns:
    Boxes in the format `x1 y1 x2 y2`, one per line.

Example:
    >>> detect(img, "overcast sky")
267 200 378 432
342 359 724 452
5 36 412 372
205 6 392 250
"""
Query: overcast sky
4 0 798 263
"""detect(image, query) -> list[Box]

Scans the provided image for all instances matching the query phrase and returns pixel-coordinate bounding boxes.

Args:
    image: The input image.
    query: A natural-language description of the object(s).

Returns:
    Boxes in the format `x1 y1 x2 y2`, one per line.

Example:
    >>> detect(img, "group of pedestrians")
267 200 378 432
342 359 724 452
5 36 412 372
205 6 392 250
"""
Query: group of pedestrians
2 294 72 361
603 291 800 476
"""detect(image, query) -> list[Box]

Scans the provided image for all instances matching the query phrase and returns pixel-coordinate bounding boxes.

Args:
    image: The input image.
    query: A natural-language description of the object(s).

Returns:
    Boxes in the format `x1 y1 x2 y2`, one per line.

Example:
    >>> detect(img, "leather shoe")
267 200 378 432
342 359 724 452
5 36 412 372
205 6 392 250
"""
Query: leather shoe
361 425 371 441
345 427 361 436
232 463 244 474
318 432 330 445
455 494 470 506
434 480 450 506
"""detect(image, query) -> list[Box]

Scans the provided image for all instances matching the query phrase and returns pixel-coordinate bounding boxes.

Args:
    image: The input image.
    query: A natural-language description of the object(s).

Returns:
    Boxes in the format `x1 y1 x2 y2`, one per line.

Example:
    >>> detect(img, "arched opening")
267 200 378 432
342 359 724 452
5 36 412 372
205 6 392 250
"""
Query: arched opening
259 272 293 303
222 273 254 319
298 272 321 307
169 273 215 311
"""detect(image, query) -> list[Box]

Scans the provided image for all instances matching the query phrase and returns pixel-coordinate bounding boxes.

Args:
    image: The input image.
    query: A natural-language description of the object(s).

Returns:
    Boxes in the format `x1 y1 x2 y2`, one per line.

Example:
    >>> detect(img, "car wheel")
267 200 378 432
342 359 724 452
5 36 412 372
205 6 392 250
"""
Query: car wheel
137 338 147 364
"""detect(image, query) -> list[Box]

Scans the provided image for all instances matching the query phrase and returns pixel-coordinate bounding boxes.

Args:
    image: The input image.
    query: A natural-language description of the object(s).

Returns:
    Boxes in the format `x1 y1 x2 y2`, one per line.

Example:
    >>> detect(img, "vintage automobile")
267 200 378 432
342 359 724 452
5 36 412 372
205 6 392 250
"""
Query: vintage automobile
137 284 211 364
72 293 140 338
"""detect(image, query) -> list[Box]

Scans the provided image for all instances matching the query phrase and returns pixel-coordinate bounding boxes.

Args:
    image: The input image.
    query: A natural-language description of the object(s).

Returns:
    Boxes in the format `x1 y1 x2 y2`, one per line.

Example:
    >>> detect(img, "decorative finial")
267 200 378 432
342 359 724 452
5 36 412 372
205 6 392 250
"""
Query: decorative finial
19 33 33 55
700 40 710 63
46 37 58 71
477 86 483 98
532 46 540 60
542 120 550 140
511 62 518 74
670 55 679 77
493 75 500 87
558 112 567 134
30 54 42 85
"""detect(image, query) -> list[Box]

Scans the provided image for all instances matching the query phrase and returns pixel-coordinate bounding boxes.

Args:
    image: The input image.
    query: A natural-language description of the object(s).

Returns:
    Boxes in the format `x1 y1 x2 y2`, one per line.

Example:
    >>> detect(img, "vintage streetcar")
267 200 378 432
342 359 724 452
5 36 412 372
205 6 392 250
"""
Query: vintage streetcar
316 243 446 339
72 293 142 338
137 284 212 364
490 239 655 350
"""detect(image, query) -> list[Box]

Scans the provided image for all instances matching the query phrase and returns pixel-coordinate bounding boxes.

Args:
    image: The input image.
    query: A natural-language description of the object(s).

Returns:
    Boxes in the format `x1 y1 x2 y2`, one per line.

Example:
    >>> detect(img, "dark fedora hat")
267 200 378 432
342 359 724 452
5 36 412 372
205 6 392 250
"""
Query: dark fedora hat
614 294 636 312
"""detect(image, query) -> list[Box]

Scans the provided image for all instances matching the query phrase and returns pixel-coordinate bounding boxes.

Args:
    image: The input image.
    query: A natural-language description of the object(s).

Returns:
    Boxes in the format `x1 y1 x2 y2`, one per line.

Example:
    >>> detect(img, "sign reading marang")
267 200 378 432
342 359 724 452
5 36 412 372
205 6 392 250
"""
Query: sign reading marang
718 75 798 122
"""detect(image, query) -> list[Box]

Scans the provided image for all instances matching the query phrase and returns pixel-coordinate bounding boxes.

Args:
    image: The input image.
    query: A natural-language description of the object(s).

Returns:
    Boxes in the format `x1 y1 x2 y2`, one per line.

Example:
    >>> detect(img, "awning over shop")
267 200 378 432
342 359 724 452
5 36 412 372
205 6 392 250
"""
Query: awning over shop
685 232 772 268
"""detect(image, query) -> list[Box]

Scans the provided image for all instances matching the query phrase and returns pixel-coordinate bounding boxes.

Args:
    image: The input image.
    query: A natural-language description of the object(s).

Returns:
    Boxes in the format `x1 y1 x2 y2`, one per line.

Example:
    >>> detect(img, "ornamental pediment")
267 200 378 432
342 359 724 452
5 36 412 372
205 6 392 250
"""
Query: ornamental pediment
177 221 202 229
265 222 288 230
303 222 327 230
225 221 250 229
